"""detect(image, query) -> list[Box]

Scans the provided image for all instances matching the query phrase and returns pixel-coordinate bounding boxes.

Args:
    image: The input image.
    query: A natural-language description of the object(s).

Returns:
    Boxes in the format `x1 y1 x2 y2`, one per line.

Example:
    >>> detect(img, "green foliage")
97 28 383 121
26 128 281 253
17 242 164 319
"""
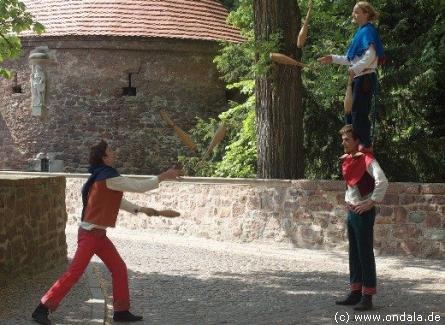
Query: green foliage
213 81 256 177
370 0 445 182
0 0 44 77
303 0 445 182
214 0 282 83
181 0 260 178
179 80 256 177
214 109 256 178
187 0 445 182
214 0 254 82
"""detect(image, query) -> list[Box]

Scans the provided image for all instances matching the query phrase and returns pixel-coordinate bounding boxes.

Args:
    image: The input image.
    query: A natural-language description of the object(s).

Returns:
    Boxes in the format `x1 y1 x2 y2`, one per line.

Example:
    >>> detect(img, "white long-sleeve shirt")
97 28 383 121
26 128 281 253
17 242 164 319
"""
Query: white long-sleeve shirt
80 176 159 230
332 46 377 77
345 159 388 205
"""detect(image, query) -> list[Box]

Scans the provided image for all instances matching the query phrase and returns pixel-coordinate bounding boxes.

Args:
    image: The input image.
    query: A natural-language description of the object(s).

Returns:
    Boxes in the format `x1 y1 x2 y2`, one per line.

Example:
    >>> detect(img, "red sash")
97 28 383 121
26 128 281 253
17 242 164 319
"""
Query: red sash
342 152 375 187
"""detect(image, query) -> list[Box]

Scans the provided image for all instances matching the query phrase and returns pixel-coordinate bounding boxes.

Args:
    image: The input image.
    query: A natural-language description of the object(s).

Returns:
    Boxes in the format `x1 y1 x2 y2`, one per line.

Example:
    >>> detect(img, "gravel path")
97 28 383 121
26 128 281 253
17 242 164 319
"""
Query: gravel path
96 227 444 325
0 263 92 325
1 226 443 325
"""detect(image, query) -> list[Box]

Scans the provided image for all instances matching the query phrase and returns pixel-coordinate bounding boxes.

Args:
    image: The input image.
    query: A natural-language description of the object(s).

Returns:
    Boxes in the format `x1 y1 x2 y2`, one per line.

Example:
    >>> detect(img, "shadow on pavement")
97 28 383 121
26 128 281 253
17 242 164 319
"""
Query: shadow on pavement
97 262 444 325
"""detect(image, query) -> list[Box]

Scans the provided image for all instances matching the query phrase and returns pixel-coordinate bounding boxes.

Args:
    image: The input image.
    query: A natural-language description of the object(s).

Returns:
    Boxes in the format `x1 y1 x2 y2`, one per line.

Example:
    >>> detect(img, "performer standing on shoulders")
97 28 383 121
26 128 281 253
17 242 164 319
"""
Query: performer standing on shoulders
318 2 384 152
336 125 388 311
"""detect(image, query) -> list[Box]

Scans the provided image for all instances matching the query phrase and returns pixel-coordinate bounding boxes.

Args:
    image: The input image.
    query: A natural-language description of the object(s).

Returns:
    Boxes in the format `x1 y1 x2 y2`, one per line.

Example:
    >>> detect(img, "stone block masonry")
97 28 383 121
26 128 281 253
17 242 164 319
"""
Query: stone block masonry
0 37 227 174
0 176 68 281
63 175 444 259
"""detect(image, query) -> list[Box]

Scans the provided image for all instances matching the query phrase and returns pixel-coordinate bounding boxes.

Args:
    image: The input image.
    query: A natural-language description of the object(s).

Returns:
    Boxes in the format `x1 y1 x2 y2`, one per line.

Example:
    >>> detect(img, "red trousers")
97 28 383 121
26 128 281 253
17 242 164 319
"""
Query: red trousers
41 227 130 311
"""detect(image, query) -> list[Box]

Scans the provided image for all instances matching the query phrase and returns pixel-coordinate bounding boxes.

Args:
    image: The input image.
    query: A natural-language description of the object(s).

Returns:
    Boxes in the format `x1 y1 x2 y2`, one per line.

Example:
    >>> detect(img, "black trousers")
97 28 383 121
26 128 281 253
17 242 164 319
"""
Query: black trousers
347 207 377 295
345 73 376 148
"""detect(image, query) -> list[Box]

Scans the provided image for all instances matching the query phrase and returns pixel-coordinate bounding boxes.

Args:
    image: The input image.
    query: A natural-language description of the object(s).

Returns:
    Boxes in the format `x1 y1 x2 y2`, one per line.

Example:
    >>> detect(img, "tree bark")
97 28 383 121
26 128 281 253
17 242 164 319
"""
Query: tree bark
254 0 304 179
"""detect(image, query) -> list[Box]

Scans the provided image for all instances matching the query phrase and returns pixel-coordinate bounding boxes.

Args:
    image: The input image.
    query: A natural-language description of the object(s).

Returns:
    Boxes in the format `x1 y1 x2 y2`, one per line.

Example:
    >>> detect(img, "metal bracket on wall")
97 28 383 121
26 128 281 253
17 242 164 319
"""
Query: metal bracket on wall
122 73 137 96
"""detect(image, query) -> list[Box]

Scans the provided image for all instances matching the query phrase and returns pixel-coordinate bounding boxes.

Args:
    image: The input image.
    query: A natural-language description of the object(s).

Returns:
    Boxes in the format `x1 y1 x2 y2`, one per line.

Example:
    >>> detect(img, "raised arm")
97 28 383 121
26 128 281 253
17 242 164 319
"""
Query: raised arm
106 167 182 193
106 176 159 193
318 54 350 65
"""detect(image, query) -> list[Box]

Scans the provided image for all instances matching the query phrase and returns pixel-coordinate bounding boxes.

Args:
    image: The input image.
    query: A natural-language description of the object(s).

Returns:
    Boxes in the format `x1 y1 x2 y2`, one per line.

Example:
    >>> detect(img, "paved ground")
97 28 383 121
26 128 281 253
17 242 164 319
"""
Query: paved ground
100 227 444 325
0 263 94 324
1 226 444 324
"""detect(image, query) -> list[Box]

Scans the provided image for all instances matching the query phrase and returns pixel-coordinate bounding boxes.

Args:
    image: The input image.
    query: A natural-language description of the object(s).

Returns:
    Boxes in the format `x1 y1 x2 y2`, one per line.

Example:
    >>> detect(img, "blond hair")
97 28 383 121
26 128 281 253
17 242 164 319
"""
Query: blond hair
355 1 379 21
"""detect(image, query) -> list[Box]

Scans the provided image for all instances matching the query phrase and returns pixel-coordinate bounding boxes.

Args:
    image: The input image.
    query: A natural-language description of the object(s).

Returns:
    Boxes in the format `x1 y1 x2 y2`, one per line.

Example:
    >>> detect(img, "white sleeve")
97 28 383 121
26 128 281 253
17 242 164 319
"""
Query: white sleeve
351 46 376 75
367 160 388 203
120 198 140 214
331 55 350 66
106 176 159 193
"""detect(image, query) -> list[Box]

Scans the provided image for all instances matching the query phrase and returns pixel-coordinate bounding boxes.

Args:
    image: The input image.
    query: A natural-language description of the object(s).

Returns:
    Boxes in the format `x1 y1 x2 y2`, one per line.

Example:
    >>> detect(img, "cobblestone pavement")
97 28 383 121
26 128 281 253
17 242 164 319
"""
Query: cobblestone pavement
97 227 444 325
1 226 443 325
0 229 103 325
0 263 93 325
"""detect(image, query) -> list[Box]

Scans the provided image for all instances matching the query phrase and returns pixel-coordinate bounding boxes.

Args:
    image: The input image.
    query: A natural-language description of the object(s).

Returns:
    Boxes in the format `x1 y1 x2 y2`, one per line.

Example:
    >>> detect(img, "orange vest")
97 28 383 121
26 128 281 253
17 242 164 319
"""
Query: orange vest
82 180 123 227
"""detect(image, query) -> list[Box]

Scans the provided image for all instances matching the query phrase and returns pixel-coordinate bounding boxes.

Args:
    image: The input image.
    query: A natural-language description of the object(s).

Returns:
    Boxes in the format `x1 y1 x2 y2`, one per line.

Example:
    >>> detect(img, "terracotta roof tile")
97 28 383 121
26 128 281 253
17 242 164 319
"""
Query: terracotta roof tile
21 0 243 43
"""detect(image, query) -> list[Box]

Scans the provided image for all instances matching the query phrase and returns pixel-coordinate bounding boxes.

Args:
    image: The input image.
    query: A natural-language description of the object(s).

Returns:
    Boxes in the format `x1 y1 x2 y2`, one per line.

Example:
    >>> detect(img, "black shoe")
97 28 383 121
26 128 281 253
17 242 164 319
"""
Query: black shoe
32 303 51 325
113 310 143 322
335 291 362 305
354 295 373 311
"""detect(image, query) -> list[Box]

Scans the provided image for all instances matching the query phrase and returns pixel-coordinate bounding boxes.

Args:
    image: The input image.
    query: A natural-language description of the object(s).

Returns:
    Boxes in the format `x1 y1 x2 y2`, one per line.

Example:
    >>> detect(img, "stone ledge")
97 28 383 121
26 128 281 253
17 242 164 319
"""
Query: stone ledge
2 172 443 260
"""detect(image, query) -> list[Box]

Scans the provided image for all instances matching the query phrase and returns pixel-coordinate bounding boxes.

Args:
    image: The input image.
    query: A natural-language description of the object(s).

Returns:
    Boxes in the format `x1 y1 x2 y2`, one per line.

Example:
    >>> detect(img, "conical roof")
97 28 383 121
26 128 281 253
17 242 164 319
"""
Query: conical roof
21 0 243 42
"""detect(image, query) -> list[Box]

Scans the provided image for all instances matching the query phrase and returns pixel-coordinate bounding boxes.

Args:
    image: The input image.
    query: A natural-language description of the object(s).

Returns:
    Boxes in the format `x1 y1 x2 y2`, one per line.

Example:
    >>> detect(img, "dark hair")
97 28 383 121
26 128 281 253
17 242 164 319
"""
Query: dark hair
89 140 108 167
339 124 359 140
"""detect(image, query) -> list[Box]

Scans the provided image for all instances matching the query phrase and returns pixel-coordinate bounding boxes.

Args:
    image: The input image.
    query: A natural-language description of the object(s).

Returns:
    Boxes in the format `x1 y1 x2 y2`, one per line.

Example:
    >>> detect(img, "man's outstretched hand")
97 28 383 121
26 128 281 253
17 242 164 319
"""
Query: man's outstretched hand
317 55 333 64
158 167 183 182
139 207 180 218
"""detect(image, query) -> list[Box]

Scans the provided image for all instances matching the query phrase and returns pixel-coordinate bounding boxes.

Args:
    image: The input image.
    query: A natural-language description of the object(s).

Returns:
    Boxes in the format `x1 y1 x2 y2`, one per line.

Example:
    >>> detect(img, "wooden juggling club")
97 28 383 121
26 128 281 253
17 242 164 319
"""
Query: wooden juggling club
270 53 306 68
202 123 227 160
160 109 198 152
297 0 313 48
344 76 353 114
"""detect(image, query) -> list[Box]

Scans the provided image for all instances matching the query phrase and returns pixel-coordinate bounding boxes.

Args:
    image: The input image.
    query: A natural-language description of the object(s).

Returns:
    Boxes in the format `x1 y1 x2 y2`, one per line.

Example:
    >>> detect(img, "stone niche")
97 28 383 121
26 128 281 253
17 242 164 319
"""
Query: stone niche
0 176 67 282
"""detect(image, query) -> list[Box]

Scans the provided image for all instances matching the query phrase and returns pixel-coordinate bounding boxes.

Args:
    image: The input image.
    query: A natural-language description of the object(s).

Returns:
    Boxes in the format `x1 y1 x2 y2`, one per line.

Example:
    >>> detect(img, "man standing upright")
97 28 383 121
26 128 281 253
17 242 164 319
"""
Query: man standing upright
336 124 388 311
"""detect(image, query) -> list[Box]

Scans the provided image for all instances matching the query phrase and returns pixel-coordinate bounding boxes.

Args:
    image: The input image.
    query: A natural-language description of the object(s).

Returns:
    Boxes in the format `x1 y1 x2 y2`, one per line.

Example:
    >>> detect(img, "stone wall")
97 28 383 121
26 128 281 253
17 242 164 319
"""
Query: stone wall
0 176 67 280
62 174 445 259
0 36 227 173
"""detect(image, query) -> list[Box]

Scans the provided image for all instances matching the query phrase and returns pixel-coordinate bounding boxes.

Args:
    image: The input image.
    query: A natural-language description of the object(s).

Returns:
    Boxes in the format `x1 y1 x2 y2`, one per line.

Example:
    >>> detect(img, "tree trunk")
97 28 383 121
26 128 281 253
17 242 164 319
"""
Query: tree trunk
254 0 304 179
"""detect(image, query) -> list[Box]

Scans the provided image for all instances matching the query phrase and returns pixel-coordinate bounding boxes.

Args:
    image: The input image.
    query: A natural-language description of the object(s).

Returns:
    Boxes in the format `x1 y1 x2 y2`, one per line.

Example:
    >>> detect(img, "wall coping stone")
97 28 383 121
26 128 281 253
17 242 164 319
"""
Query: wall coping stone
0 175 65 186
1 171 445 189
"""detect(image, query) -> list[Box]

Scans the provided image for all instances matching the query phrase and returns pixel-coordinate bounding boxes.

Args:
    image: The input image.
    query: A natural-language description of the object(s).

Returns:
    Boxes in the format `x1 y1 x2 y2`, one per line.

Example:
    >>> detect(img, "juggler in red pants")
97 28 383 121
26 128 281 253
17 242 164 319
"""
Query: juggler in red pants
41 227 130 311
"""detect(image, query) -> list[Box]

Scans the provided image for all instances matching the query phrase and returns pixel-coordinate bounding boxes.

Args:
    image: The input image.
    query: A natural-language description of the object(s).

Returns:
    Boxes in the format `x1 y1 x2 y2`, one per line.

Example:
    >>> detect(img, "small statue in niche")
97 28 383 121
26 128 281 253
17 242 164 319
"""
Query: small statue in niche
29 46 53 117
31 64 46 116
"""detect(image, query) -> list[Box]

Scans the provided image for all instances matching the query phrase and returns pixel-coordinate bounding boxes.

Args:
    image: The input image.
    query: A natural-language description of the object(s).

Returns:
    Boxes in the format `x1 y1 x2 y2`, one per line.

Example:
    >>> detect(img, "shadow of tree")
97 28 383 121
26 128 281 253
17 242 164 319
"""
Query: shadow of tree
96 261 444 325
2 231 443 325
0 261 96 324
